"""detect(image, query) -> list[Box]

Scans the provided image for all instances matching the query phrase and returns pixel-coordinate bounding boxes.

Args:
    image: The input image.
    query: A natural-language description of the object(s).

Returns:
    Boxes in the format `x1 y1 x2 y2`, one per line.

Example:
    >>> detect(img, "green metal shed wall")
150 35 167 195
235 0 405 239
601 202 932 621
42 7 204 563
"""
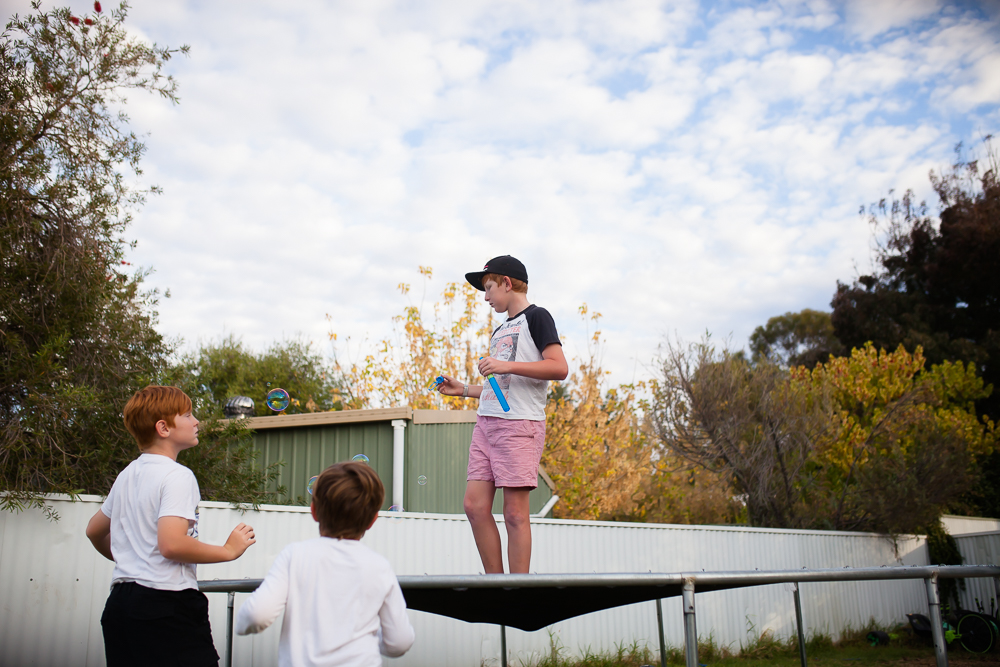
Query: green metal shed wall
251 420 553 514
253 422 394 506
405 422 552 514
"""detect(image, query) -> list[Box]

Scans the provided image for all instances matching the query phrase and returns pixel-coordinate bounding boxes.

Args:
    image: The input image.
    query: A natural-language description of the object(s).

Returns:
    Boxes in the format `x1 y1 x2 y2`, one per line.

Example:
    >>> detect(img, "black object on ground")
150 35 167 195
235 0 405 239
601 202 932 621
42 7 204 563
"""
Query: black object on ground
866 630 890 646
907 613 933 639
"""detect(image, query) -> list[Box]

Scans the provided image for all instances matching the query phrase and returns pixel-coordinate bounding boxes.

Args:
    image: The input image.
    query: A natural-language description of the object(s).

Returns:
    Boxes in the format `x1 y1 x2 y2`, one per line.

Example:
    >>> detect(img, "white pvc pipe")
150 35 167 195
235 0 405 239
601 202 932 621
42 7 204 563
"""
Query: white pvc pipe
532 495 560 518
391 419 407 510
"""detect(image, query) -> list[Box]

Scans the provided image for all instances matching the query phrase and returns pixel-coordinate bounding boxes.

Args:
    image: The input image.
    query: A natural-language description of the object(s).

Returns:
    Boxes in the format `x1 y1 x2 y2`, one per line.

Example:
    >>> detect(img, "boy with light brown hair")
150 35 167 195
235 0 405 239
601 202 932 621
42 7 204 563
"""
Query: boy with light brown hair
236 461 415 666
437 255 568 573
86 385 256 667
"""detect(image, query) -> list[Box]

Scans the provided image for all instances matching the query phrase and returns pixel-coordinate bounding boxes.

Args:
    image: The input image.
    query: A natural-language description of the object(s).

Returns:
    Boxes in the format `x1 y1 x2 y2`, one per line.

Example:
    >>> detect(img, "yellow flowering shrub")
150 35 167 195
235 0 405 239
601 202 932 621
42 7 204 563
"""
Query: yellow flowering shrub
329 267 494 410
793 343 996 532
542 306 652 520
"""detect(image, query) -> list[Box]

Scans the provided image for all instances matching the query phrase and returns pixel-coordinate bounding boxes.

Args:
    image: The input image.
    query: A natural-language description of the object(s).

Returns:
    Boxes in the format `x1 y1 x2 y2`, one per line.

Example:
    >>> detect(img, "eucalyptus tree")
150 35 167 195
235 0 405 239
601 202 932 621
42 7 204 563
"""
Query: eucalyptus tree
1 4 280 512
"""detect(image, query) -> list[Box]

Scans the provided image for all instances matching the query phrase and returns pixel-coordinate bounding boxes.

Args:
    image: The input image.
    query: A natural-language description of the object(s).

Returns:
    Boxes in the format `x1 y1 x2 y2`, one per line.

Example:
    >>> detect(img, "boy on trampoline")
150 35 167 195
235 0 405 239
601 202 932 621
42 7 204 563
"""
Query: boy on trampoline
437 255 568 574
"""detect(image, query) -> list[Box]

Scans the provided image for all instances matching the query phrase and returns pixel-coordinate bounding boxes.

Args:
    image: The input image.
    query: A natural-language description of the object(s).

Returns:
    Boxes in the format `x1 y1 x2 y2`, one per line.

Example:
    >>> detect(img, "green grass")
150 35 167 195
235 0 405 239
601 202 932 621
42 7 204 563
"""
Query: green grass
507 619 1000 667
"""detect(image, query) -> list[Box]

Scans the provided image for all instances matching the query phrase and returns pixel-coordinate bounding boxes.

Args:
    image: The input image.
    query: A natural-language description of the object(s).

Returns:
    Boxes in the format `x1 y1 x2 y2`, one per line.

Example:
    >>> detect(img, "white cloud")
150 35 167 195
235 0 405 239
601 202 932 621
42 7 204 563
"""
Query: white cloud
5 0 998 388
843 0 942 41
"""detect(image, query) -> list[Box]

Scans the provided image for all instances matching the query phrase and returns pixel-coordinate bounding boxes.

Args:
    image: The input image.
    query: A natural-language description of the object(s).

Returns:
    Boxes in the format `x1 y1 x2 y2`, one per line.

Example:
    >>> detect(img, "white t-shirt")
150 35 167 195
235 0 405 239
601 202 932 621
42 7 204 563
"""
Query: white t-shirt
101 453 201 591
236 537 415 667
479 304 562 421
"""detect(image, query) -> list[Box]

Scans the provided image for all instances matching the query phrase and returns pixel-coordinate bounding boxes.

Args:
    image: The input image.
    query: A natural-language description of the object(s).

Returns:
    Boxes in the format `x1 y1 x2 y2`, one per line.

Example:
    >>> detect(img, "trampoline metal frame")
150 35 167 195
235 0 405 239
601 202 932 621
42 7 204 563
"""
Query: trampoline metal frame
200 565 1000 667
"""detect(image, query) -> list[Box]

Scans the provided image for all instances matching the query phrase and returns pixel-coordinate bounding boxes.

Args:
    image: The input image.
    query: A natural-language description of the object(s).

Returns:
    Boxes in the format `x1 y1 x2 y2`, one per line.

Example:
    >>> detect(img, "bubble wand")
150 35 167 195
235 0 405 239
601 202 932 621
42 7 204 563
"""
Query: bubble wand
479 357 511 412
434 366 511 413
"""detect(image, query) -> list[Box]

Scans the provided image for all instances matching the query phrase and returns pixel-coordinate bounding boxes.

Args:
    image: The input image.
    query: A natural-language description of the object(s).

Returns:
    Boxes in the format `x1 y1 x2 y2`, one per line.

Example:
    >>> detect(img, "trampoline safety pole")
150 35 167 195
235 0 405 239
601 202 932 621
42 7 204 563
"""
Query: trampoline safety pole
226 591 235 667
655 598 667 667
500 624 508 667
792 582 807 667
925 574 948 667
682 578 698 667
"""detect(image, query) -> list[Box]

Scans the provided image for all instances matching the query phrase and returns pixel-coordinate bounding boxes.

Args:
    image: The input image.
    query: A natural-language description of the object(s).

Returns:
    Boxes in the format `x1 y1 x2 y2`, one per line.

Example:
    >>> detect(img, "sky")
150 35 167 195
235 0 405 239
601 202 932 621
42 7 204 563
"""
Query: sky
10 0 1000 386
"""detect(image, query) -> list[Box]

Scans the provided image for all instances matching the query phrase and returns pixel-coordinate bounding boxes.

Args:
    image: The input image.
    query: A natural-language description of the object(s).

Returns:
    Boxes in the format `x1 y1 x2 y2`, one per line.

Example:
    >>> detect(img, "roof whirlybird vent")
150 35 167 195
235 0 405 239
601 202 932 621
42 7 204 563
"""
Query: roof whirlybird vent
223 395 255 419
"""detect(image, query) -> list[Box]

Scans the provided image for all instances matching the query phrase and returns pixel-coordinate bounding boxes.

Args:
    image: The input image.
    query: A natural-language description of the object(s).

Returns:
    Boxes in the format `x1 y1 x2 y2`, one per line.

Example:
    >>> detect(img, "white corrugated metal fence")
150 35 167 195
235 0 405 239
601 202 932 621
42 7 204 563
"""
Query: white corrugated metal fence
954 531 1000 614
1 495 940 667
941 515 1000 536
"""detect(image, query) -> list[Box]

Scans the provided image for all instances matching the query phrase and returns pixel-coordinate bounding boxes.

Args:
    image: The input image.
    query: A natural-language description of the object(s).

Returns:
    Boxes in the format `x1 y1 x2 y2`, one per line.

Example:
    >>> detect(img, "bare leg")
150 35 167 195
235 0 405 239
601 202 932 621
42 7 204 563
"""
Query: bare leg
503 487 532 574
464 480 503 573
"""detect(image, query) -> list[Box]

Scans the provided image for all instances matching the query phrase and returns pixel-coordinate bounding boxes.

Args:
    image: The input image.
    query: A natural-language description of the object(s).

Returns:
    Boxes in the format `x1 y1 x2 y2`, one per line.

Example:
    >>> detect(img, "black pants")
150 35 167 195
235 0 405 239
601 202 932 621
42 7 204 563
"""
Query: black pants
101 582 220 667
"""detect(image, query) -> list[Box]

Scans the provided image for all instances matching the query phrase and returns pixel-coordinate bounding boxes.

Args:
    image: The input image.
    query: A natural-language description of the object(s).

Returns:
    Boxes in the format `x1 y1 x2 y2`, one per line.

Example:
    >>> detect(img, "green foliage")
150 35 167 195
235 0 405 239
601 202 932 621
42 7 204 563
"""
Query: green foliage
176 417 285 507
533 634 659 667
965 449 1000 518
0 2 186 512
523 627 927 667
925 521 965 606
749 309 844 369
652 338 996 534
0 4 280 512
797 344 996 534
651 337 829 529
831 140 1000 516
168 335 343 418
738 626 789 660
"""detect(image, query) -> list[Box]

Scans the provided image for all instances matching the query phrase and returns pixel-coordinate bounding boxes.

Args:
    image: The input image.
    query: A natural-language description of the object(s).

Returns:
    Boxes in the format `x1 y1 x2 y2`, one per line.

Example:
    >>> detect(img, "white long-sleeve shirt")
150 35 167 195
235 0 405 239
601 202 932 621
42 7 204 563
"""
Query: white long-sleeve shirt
236 537 415 667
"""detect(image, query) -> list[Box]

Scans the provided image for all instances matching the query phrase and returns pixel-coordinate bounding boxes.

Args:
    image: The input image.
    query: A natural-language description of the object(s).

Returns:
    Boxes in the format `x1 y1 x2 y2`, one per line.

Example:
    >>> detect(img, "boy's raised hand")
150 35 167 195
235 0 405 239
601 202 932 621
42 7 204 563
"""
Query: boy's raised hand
225 522 256 560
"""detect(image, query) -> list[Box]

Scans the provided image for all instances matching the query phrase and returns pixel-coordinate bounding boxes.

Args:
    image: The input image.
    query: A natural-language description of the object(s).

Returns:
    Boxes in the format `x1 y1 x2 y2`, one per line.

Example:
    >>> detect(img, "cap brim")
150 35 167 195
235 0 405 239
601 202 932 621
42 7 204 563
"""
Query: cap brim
465 271 487 291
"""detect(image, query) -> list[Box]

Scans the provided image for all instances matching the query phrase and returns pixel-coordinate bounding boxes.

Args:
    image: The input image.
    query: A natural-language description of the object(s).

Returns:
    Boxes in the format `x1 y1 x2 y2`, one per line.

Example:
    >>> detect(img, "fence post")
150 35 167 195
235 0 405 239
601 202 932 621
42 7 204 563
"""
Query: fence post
655 598 667 667
226 590 235 667
682 578 698 667
792 582 807 667
925 574 948 667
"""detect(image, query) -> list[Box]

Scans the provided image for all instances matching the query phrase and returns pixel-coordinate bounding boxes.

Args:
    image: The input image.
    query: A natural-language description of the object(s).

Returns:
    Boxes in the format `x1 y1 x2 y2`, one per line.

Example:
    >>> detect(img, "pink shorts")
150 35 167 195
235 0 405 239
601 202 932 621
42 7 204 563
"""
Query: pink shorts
467 416 546 488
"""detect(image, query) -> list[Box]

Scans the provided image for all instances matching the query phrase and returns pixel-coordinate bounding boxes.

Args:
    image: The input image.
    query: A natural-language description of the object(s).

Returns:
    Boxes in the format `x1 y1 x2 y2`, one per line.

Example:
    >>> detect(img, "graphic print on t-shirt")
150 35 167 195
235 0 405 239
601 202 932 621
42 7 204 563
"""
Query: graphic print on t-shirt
491 326 521 392
479 305 560 420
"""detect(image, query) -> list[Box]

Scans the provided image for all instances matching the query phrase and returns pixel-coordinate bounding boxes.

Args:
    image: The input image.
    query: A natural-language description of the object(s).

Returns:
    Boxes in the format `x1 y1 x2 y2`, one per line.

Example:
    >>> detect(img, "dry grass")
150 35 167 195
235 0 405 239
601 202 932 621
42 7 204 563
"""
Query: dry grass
504 617 999 667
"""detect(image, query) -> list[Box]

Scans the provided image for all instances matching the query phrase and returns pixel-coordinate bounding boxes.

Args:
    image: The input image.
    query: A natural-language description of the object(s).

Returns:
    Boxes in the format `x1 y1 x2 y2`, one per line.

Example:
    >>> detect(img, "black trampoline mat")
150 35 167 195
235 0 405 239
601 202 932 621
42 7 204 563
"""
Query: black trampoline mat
400 577 740 631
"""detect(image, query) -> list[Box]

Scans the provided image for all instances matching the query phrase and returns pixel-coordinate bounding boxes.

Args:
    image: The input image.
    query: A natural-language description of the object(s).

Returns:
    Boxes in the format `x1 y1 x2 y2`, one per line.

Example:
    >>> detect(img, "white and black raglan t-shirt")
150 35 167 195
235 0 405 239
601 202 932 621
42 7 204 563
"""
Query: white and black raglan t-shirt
478 304 561 421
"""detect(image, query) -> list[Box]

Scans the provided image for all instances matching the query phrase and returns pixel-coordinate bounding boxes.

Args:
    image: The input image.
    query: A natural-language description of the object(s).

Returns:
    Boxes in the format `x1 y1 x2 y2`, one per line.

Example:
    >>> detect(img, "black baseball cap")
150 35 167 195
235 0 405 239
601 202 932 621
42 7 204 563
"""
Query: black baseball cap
465 255 528 291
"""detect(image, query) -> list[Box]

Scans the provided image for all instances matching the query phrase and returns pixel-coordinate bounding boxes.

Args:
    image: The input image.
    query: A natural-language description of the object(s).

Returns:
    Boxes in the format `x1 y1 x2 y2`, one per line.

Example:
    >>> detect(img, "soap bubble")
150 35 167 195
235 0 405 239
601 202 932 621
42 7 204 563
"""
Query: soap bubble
351 454 370 465
388 505 402 512
265 388 290 411
307 475 318 495
417 475 427 486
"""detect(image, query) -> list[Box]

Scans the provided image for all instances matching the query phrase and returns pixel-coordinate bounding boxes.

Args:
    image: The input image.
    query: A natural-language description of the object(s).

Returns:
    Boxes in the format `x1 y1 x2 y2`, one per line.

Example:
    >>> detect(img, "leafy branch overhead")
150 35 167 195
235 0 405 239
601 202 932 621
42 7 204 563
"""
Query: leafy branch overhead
1 3 274 513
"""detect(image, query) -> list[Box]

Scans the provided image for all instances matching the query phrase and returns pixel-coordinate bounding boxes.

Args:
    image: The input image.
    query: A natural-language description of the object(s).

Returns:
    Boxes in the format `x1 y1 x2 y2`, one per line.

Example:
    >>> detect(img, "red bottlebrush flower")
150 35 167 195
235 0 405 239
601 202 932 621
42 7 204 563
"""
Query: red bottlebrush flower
70 16 80 25
84 18 93 25
94 1 102 12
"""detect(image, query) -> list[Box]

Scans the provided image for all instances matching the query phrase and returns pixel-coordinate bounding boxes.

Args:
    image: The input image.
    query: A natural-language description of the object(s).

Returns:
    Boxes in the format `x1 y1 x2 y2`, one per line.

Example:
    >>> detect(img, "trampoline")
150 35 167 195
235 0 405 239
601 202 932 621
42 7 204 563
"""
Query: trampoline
201 565 1000 667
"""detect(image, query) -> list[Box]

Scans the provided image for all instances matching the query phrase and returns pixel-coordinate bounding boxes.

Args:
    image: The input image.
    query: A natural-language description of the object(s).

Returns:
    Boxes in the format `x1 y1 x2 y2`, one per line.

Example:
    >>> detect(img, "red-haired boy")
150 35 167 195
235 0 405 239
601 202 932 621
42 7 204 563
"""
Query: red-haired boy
437 255 568 573
86 385 256 667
